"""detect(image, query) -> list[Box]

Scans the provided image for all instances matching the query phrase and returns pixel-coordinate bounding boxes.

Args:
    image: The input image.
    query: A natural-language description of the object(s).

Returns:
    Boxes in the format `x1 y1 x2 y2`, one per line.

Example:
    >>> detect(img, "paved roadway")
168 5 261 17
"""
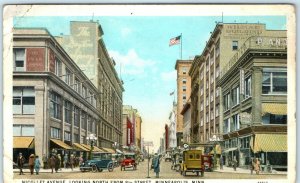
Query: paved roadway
14 160 286 179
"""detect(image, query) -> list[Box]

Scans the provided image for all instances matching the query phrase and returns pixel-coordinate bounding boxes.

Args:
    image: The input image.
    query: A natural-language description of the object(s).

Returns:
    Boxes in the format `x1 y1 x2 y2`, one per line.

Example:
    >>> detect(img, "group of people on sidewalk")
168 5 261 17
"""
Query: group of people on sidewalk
16 152 84 175
17 153 41 175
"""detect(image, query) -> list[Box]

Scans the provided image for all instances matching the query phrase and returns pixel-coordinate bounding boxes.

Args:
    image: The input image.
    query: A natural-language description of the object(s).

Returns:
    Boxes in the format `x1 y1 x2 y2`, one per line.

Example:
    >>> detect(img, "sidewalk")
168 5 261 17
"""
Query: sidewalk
13 167 81 173
214 166 287 175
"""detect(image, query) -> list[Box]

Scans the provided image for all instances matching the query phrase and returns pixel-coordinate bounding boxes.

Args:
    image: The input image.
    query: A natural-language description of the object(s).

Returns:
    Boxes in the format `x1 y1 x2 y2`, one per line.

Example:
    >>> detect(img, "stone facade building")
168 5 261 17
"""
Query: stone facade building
13 28 100 160
56 21 124 148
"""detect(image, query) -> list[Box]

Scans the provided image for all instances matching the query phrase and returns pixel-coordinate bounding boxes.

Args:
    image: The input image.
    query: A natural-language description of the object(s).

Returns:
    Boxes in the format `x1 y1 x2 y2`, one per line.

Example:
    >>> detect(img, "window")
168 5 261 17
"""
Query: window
210 91 214 102
231 86 240 106
64 68 72 85
232 41 238 50
200 71 204 80
182 67 187 74
88 117 93 132
210 53 214 65
216 105 219 117
240 137 250 149
232 114 240 131
64 131 71 141
74 78 81 94
55 58 62 76
200 117 204 126
216 65 220 78
223 93 230 111
182 78 187 84
224 118 230 133
13 48 25 71
82 85 87 98
183 94 186 100
13 87 35 114
93 96 97 107
64 100 72 124
216 87 219 97
206 96 209 106
210 73 214 84
206 59 209 72
200 86 204 96
74 134 79 143
88 91 93 103
182 86 186 92
200 101 204 111
262 69 287 94
13 124 34 136
262 113 287 124
245 76 252 98
210 110 214 120
206 80 209 89
50 127 60 139
81 112 87 130
74 106 80 127
50 92 62 120
206 113 209 123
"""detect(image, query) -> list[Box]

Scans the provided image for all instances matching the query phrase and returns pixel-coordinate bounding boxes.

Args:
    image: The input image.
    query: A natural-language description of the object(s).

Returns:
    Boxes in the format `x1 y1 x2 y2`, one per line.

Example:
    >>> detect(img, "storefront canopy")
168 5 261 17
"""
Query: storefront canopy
13 137 34 148
102 147 115 153
223 147 238 153
116 149 123 154
73 143 89 152
250 134 287 153
262 103 287 116
50 139 72 150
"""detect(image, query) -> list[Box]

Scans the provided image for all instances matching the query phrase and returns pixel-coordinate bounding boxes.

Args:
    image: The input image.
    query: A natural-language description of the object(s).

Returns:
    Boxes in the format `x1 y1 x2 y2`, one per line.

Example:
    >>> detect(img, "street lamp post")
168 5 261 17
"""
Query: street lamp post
86 134 97 160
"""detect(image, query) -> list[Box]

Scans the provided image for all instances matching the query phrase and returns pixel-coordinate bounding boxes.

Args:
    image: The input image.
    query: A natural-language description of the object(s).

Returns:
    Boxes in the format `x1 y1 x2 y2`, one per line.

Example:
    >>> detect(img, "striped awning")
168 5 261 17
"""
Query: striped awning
262 103 287 116
13 137 34 148
50 139 72 150
80 143 92 151
250 134 287 153
73 143 89 152
93 146 105 152
102 147 115 153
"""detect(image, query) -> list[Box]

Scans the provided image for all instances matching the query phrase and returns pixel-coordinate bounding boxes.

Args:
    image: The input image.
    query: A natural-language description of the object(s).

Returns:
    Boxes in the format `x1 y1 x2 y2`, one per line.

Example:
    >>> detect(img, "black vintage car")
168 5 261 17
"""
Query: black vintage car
80 152 114 172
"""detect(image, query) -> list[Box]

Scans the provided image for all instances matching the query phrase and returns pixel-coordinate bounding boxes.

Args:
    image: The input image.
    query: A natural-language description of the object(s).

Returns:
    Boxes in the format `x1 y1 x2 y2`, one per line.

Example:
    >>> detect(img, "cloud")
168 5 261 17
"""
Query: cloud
109 49 156 76
121 27 132 38
161 70 177 82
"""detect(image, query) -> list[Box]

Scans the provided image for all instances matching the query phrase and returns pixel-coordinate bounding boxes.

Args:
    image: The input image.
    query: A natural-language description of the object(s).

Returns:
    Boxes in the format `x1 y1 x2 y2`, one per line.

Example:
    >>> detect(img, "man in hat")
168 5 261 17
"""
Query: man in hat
17 152 25 175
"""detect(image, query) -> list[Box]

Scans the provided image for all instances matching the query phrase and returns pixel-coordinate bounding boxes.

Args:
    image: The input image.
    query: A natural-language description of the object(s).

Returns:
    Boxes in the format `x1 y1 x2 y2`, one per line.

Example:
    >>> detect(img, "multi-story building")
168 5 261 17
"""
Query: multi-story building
175 59 192 147
56 21 124 149
122 105 142 151
168 103 177 148
189 23 286 146
218 36 287 169
181 99 191 144
13 28 100 160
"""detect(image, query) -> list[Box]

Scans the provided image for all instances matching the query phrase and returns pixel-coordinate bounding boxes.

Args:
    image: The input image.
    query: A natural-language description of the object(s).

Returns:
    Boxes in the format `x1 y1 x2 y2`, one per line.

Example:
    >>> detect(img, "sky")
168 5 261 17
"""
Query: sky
13 15 286 152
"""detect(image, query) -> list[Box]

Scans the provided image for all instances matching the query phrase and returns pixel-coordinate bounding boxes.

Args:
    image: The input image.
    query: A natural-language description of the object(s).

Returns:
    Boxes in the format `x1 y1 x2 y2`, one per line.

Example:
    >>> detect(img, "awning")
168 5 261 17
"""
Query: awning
80 143 91 151
50 139 72 150
13 137 34 148
93 146 105 152
102 147 115 153
210 144 222 154
223 147 238 153
116 149 123 154
262 103 287 115
73 143 89 152
250 134 287 153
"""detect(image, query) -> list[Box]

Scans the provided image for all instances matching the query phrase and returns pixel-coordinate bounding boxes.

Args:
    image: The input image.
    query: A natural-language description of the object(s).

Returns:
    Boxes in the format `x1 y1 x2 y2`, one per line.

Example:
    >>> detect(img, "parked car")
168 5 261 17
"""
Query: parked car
180 149 205 176
120 153 137 171
79 152 114 173
112 154 121 167
202 154 213 172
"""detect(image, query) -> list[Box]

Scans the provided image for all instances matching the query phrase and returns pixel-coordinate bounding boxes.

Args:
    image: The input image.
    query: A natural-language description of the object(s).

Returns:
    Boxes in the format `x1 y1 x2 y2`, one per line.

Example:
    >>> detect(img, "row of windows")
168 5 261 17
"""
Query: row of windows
224 136 250 149
13 87 35 114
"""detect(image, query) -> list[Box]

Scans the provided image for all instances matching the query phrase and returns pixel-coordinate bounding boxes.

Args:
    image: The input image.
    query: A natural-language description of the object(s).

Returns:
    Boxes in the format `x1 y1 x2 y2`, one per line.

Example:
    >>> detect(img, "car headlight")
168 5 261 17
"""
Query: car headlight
88 162 91 165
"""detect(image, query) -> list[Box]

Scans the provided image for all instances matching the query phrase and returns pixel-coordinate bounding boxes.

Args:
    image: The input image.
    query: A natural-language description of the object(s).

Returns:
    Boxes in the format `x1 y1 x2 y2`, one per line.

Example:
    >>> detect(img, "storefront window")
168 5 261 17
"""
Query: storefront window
13 124 34 136
262 113 287 124
262 69 287 94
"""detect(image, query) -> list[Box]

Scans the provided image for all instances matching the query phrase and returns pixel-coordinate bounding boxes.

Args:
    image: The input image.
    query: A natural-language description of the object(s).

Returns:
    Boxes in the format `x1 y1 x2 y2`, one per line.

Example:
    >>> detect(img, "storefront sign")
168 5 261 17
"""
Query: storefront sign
256 37 287 47
26 48 45 71
240 69 245 95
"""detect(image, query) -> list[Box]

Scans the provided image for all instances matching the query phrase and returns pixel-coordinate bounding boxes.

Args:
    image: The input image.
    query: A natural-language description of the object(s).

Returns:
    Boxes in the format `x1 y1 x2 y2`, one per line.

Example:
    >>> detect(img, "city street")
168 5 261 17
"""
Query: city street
14 160 286 179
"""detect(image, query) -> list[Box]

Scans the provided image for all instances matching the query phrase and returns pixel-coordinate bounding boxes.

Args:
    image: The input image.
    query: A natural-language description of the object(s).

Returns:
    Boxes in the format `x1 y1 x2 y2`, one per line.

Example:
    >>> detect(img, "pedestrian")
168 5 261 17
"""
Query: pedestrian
79 155 83 166
42 154 48 169
250 158 255 175
153 153 161 178
17 152 25 175
54 155 60 173
28 154 35 175
232 157 237 171
49 155 56 173
57 154 62 170
70 154 75 171
254 158 261 175
63 154 68 169
34 155 41 175
219 155 223 170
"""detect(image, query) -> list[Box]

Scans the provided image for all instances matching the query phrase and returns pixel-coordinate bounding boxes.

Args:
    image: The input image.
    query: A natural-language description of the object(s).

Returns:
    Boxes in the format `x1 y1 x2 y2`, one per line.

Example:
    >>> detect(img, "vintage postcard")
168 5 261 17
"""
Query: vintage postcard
2 4 296 183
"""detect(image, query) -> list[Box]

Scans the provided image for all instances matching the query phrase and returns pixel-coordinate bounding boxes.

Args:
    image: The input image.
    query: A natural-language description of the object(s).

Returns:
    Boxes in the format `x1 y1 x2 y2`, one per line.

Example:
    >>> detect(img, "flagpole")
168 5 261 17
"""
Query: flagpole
180 33 182 60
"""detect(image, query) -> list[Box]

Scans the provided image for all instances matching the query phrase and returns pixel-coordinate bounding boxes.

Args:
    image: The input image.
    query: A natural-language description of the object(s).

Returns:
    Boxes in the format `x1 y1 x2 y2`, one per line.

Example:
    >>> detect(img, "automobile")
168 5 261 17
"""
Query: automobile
171 152 182 171
180 149 205 177
79 152 114 173
120 153 137 171
112 154 122 167
202 154 213 172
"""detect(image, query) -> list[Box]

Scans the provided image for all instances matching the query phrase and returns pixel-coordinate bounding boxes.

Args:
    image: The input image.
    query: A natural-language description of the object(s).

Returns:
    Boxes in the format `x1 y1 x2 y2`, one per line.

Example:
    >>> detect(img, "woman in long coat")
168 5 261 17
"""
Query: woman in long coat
49 155 56 173
28 154 35 175
153 154 161 178
34 155 41 175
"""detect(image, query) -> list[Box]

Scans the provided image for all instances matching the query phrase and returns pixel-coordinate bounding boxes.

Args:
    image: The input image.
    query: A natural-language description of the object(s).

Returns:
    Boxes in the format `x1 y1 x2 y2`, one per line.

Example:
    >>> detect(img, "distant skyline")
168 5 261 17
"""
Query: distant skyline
14 15 286 151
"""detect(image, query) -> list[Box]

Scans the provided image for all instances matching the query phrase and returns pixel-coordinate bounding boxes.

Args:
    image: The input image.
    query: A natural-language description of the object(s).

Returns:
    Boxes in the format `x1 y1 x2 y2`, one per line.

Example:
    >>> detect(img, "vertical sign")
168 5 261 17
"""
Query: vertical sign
240 69 245 95
26 48 45 71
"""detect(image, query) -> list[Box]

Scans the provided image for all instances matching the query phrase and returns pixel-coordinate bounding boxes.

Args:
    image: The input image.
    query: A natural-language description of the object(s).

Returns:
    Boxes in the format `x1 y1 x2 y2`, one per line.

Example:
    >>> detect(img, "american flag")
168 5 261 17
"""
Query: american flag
169 35 181 46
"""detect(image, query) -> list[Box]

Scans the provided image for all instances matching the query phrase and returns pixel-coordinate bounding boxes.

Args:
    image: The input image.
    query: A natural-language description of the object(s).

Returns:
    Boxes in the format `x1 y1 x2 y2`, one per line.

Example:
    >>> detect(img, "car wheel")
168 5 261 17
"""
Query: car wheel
108 163 114 172
80 169 85 172
91 165 98 173
201 171 204 177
